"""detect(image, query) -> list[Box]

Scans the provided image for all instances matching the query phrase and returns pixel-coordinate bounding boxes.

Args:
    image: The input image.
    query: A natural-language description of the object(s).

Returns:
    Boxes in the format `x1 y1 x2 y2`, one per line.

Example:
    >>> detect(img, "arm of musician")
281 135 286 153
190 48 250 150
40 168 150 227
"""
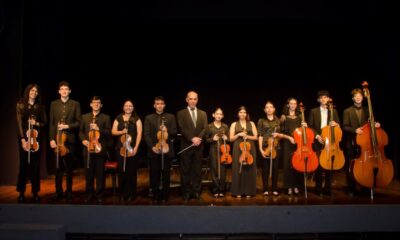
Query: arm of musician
204 125 213 143
258 136 267 158
246 121 259 141
16 103 24 140
177 110 194 142
143 116 154 148
168 115 178 137
197 111 208 139
68 101 81 130
38 105 47 128
79 115 87 143
133 119 143 155
229 122 238 142
111 120 122 136
101 115 112 137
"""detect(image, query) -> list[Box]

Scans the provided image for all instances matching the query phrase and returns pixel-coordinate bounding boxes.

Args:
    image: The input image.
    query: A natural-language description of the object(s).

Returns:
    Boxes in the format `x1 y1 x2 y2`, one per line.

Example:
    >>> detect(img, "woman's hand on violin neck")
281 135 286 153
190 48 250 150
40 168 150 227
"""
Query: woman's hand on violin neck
120 128 128 135
213 134 220 141
301 121 308 128
28 119 37 126
82 140 89 147
90 123 99 131
260 151 267 159
50 140 57 149
152 146 160 154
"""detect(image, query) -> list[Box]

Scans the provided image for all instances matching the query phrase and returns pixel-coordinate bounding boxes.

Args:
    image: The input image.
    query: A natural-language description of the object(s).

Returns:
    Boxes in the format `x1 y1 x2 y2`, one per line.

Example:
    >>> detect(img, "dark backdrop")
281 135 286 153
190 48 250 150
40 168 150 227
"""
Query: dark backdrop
1 0 399 184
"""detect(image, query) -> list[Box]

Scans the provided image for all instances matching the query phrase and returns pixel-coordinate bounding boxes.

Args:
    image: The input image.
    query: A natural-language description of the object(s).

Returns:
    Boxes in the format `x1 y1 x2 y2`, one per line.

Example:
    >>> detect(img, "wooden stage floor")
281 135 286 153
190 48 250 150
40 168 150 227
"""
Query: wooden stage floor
1 167 399 206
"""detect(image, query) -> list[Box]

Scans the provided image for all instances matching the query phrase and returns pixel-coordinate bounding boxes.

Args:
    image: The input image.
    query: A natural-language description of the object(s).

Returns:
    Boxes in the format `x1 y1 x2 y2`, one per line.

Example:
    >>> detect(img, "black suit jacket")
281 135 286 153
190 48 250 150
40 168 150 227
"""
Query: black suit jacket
79 112 111 154
308 106 340 151
49 99 81 144
342 105 369 148
177 108 208 148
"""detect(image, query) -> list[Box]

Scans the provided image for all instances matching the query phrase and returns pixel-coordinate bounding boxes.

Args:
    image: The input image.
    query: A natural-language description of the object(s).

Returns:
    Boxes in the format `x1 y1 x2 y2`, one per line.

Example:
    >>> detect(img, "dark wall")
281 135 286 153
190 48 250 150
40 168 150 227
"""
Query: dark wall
1 0 399 184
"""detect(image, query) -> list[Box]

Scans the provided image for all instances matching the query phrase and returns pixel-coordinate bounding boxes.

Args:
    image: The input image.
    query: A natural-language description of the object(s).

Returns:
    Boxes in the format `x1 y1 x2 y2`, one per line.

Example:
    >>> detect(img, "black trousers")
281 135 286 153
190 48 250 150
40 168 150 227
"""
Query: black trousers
55 147 74 195
260 156 279 192
84 151 106 197
210 152 227 194
17 146 40 194
149 155 171 200
117 155 137 198
180 146 203 198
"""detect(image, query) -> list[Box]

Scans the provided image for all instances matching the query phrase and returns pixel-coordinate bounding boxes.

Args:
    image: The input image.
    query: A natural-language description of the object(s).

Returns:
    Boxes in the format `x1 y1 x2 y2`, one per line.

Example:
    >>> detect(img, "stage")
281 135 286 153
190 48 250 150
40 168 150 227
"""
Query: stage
1 168 400 239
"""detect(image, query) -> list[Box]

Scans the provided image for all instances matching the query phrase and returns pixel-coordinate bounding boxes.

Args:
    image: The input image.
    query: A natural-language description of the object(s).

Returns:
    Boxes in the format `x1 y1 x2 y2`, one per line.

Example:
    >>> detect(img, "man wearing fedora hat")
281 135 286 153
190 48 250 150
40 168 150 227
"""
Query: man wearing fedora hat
308 90 340 196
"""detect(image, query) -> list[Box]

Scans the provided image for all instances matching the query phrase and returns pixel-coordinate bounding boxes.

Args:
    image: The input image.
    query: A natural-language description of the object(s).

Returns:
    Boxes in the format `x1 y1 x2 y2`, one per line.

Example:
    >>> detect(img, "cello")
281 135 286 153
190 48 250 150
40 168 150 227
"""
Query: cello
291 103 319 198
352 81 393 190
291 103 319 173
319 99 345 170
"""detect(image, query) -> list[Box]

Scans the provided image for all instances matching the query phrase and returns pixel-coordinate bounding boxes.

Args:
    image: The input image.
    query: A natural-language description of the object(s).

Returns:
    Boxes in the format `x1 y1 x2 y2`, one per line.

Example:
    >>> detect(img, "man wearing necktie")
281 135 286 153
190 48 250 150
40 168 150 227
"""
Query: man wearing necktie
177 91 208 202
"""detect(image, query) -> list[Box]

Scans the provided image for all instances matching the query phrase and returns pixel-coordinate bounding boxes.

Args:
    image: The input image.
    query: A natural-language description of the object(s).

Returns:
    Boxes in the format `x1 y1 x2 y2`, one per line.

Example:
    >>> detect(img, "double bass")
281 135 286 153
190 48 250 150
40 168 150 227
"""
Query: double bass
291 103 319 173
352 81 393 189
319 99 345 170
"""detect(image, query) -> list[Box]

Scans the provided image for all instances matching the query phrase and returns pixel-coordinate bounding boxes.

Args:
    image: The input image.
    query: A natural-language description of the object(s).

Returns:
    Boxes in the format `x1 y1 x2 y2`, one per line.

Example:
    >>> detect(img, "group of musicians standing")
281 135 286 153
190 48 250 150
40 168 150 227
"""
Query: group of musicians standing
16 81 376 204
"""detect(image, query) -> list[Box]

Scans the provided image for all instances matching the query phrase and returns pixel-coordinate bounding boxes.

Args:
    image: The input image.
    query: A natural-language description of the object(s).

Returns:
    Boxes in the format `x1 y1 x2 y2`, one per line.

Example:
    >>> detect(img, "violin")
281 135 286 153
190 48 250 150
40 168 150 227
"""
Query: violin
263 127 278 159
155 118 169 154
88 115 101 153
55 118 69 157
239 129 253 165
352 81 393 188
120 122 134 157
291 103 318 173
220 137 232 164
26 115 39 152
319 99 345 170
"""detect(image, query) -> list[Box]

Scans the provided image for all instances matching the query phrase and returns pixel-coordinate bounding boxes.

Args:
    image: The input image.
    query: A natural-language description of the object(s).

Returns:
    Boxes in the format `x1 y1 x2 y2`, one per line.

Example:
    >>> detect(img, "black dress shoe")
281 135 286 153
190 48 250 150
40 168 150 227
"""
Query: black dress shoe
53 193 63 201
96 197 103 204
193 193 200 200
85 195 94 203
18 194 25 203
66 192 73 202
32 193 40 203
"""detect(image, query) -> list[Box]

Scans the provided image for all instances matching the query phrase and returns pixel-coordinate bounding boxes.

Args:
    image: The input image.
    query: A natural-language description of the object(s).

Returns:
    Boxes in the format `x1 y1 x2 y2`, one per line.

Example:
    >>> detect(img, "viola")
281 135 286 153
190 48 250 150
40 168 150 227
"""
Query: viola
352 81 393 188
120 131 134 157
319 99 345 170
155 118 169 154
26 115 39 152
55 118 69 157
88 115 101 153
291 103 318 173
220 137 232 165
239 129 253 165
263 128 278 159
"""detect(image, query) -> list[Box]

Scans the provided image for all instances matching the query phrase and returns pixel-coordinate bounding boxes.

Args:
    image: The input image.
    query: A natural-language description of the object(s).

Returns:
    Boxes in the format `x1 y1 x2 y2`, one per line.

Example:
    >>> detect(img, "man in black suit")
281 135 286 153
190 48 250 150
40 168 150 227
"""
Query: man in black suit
177 91 208 201
79 96 111 204
342 88 380 195
144 96 177 203
308 90 340 196
49 81 81 202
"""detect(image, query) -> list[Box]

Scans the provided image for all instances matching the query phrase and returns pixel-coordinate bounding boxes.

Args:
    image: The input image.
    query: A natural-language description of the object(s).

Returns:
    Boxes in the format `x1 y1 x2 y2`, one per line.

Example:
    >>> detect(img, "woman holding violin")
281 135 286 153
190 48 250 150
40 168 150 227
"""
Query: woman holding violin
257 101 283 196
80 96 111 204
112 99 142 202
229 106 258 198
279 98 304 196
205 108 230 198
144 96 175 204
16 84 47 203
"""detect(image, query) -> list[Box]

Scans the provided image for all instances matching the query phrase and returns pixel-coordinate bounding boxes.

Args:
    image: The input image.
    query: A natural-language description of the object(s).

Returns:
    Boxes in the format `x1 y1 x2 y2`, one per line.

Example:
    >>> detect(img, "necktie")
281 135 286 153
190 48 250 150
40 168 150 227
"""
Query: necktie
190 108 196 127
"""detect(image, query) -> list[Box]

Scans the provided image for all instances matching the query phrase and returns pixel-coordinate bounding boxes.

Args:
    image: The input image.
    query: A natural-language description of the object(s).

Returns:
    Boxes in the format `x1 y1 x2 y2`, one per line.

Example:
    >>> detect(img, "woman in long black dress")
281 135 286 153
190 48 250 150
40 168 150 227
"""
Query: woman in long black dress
229 106 258 198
